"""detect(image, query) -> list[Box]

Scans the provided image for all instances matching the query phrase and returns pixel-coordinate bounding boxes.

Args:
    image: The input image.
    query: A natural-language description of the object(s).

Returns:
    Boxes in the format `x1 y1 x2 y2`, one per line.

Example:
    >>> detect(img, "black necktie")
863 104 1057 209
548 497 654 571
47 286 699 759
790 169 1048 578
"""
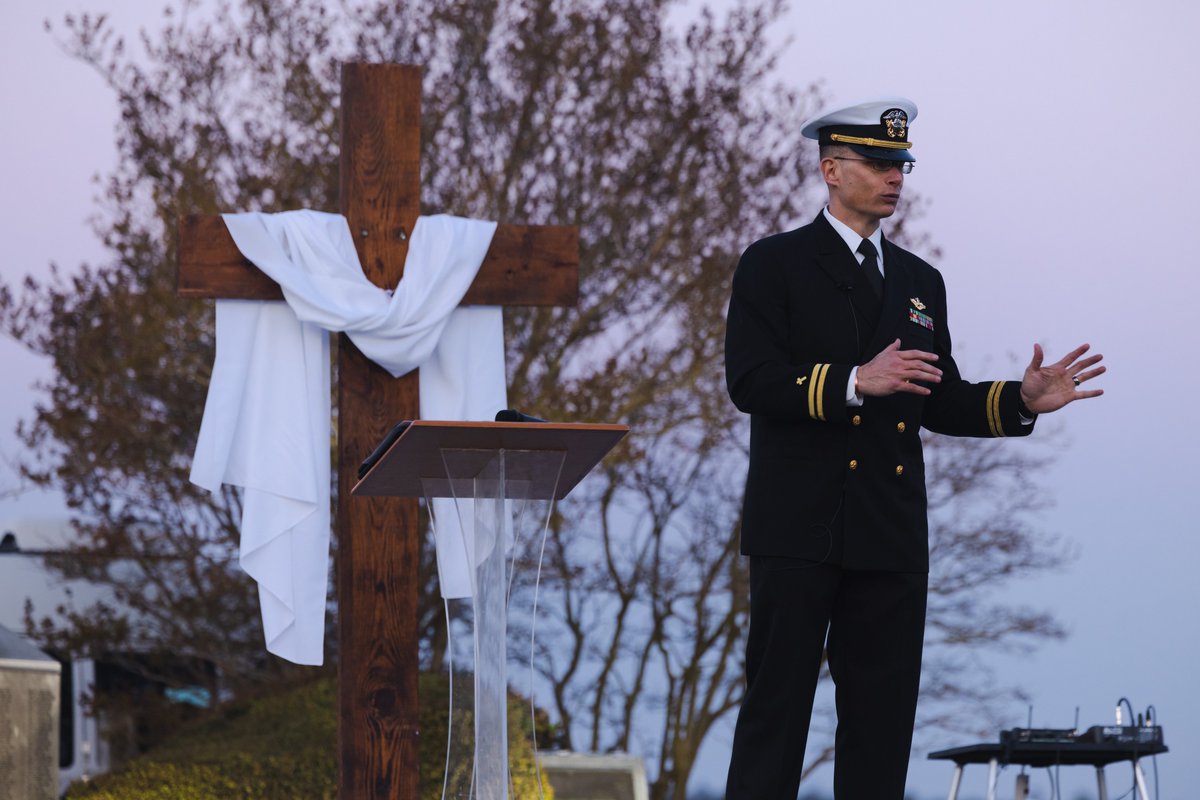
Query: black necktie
857 238 883 299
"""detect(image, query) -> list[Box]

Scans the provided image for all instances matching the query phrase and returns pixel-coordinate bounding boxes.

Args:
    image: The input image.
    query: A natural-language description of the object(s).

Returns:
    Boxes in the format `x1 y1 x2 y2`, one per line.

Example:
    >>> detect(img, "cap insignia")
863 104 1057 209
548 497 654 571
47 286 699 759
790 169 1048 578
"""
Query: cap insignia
882 108 908 140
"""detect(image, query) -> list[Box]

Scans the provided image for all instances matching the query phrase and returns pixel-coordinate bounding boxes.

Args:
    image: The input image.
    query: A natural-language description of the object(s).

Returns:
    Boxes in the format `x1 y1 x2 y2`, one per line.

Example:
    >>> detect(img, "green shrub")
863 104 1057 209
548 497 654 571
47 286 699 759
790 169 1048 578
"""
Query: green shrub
66 674 553 799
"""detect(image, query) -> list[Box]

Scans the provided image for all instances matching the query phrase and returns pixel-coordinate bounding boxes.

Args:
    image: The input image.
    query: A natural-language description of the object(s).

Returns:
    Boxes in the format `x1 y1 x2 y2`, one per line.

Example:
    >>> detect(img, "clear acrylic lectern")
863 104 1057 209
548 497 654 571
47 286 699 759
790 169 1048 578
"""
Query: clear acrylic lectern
353 421 628 800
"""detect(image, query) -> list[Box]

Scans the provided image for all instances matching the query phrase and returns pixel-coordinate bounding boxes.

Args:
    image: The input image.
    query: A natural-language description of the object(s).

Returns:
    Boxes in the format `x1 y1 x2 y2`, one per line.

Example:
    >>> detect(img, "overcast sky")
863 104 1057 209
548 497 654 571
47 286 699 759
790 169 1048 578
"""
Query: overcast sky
2 1 1198 799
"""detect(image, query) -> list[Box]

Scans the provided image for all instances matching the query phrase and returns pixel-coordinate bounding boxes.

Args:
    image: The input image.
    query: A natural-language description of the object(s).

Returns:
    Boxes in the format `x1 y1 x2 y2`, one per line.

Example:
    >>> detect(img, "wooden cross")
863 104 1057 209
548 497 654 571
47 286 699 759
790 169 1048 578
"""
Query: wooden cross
176 63 578 800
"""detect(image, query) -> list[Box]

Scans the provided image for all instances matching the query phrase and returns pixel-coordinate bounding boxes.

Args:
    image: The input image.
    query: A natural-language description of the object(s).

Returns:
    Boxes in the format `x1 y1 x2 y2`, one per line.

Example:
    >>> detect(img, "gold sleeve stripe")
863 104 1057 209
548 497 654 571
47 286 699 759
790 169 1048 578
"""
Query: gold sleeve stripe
807 364 820 419
815 363 830 420
807 363 830 420
985 380 1006 437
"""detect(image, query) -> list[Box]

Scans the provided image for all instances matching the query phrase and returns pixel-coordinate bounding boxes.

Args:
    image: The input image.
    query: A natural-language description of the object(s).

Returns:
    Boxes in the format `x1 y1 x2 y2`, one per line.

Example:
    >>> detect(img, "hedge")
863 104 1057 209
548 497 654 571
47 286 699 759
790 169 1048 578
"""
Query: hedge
66 673 553 799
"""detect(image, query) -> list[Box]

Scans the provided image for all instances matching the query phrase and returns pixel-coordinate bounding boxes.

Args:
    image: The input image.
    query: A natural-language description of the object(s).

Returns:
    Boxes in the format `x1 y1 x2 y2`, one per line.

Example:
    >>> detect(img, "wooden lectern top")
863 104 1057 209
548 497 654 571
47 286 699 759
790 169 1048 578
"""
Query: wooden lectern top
351 420 629 500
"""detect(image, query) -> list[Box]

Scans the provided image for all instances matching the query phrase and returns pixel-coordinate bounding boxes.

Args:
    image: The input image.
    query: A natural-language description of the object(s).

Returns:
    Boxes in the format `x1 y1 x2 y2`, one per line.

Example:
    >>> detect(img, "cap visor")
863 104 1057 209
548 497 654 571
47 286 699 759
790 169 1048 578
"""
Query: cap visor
847 143 915 162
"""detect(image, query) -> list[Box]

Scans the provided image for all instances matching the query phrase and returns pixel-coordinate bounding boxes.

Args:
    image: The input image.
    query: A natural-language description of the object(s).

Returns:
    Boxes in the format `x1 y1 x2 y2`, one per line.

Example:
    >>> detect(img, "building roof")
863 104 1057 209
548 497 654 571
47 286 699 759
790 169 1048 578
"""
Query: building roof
0 622 60 673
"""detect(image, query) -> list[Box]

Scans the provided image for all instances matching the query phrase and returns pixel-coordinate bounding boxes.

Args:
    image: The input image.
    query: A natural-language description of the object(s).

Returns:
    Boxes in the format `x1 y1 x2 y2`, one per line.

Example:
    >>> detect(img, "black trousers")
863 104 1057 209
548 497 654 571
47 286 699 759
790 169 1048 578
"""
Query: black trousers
724 557 928 800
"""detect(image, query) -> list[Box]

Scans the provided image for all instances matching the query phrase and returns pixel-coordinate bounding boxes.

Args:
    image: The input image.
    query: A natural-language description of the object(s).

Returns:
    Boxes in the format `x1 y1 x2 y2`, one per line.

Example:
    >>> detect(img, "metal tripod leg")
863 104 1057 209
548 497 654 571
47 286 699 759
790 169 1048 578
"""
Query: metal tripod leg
944 764 963 800
1134 760 1151 800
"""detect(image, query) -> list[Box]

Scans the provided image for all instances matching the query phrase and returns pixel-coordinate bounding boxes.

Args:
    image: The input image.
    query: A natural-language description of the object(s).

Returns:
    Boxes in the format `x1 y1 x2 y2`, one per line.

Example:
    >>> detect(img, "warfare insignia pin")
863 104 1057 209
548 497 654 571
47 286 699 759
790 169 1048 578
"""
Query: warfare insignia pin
882 108 908 140
909 297 926 311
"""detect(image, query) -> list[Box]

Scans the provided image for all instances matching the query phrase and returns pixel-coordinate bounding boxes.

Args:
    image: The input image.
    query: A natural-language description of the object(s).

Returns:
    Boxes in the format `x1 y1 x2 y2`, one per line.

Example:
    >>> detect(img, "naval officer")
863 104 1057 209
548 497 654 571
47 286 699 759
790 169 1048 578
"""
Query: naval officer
723 96 1104 799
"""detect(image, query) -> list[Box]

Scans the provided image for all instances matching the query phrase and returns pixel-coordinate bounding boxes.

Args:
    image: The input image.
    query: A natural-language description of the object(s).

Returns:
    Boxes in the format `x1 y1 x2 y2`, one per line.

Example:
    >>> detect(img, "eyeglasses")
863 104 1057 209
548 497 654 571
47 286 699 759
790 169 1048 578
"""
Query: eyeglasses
832 157 914 174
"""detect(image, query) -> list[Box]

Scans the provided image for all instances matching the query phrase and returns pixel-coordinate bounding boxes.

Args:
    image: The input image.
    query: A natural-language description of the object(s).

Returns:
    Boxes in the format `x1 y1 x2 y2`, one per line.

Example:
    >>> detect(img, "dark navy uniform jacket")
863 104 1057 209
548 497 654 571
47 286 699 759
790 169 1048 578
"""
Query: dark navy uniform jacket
725 212 1033 572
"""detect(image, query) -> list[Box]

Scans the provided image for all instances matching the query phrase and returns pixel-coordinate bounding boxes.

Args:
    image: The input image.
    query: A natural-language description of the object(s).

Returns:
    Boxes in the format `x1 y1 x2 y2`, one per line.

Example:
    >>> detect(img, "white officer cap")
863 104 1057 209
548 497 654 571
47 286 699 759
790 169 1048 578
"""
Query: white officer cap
800 97 918 162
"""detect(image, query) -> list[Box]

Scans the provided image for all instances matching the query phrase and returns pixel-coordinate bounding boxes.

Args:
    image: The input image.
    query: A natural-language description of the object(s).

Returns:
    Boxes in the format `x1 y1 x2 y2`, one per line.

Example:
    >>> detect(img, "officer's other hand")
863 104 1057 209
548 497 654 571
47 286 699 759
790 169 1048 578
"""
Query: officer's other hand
856 339 942 397
1020 342 1105 413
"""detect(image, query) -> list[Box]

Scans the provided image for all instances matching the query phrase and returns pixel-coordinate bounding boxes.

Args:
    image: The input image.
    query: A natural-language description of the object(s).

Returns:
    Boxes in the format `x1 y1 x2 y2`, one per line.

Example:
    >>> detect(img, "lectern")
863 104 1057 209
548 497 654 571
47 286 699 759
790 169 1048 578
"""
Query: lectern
353 420 628 800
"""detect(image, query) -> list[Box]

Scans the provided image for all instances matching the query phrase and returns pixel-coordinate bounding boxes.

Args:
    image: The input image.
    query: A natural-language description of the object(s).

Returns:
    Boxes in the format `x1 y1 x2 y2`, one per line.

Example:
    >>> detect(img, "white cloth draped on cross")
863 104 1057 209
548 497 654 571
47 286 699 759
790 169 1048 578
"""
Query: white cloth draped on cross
190 210 505 665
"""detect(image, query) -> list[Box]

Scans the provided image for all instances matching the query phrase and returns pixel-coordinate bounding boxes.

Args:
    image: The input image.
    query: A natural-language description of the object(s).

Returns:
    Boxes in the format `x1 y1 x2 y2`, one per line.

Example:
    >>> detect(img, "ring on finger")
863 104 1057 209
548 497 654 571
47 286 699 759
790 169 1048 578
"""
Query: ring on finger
1072 375 1081 387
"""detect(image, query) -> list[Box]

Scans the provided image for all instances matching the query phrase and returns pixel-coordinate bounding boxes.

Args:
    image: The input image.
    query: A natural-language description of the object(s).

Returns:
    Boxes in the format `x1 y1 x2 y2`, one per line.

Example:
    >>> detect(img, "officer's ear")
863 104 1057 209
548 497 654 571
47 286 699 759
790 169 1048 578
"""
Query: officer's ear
819 144 846 188
820 155 841 189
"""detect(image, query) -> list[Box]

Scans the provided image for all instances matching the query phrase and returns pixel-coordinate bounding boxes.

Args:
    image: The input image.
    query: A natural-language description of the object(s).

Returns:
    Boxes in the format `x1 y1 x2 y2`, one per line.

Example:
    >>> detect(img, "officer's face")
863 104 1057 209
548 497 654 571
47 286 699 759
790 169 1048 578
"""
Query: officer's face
823 154 905 231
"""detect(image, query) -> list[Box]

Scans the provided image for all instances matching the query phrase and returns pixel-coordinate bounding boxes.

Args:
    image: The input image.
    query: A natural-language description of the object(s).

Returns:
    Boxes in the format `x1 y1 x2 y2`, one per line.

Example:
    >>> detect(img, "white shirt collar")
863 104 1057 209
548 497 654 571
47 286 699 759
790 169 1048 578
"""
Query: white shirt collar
822 206 885 276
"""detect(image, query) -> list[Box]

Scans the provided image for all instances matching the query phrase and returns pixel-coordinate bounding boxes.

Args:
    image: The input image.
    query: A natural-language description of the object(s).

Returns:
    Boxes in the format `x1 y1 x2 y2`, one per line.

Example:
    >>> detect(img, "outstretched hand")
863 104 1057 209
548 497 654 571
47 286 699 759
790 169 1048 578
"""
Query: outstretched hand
1020 343 1105 414
856 339 943 397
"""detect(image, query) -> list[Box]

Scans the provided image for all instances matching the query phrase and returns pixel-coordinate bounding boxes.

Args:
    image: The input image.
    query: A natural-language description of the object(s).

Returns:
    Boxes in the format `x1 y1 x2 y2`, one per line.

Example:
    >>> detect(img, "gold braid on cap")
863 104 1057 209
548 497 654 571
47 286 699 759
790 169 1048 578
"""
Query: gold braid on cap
829 134 912 150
